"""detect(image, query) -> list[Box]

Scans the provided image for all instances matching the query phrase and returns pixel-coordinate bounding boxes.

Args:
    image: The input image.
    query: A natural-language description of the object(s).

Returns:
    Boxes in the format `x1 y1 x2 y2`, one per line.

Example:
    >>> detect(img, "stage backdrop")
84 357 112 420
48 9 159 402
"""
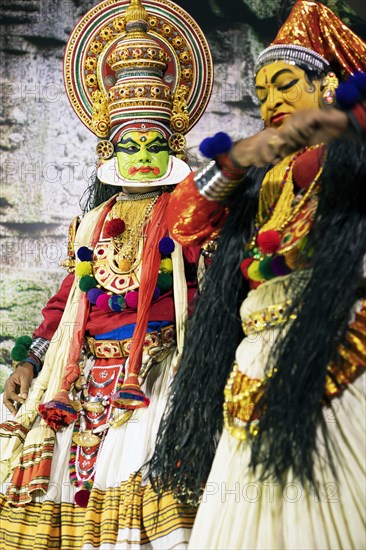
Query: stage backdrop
1 0 365 389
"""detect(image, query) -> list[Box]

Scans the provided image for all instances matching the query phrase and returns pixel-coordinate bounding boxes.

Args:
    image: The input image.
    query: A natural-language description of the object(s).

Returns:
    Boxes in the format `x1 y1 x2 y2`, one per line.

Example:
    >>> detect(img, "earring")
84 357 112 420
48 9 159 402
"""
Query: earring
320 72 339 108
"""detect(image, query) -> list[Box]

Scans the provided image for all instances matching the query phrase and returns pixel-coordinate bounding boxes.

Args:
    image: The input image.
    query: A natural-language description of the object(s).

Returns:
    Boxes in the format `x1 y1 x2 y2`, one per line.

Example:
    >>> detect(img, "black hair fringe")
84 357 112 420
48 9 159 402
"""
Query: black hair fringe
249 137 366 485
80 172 122 214
149 166 267 504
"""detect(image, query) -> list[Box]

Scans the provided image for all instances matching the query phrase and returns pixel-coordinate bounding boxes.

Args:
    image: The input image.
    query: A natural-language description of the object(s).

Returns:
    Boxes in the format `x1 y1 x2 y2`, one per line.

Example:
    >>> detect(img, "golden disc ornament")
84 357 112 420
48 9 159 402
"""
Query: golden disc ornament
96 140 114 159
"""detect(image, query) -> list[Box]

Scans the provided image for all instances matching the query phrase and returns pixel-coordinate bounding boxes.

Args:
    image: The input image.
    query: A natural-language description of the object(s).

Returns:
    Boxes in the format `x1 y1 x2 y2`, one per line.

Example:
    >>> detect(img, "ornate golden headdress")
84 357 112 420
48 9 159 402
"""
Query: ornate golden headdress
255 0 366 79
64 0 213 155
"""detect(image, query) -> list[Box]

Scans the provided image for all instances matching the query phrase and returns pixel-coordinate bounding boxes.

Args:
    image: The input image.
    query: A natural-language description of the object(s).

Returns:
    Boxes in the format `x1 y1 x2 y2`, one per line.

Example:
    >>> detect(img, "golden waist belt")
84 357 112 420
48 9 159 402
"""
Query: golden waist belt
86 325 175 359
242 300 295 335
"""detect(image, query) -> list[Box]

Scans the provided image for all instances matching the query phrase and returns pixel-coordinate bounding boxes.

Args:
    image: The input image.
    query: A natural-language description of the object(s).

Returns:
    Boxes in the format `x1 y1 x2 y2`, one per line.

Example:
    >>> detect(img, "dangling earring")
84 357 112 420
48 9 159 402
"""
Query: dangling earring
320 72 339 108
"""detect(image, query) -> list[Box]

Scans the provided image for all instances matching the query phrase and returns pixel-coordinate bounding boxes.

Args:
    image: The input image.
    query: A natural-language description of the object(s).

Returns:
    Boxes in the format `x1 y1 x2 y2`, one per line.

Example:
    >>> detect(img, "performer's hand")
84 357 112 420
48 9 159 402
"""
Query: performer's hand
3 363 34 415
230 128 287 168
277 108 349 153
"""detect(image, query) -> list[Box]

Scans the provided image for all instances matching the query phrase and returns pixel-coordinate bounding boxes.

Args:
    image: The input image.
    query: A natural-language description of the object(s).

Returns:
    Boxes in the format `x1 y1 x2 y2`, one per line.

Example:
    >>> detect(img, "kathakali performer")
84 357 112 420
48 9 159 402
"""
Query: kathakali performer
0 1 212 548
151 2 366 548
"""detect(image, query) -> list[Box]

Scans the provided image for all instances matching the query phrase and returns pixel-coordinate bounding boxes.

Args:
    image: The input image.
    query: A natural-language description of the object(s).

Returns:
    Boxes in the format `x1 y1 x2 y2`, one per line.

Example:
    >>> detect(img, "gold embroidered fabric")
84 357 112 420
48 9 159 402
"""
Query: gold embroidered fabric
167 173 227 247
242 300 295 335
225 302 366 440
258 149 321 234
326 307 366 399
223 363 264 440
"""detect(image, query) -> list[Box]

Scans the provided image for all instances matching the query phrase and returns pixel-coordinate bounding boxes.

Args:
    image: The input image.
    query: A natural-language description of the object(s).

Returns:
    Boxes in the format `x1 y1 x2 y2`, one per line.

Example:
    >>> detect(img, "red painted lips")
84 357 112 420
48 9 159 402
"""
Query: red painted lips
128 166 161 175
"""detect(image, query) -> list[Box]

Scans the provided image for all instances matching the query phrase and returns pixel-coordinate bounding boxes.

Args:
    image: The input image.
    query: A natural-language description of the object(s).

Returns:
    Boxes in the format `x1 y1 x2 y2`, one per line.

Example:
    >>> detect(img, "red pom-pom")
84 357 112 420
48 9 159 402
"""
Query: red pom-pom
257 230 281 254
125 291 139 309
96 293 111 311
104 219 126 238
251 280 262 290
240 258 253 279
74 489 90 508
38 390 78 431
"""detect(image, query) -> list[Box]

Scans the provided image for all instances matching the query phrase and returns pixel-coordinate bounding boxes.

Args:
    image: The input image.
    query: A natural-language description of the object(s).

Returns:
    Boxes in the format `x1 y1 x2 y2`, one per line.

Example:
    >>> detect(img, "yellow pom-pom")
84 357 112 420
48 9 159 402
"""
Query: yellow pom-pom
160 258 173 273
76 261 93 277
247 260 263 282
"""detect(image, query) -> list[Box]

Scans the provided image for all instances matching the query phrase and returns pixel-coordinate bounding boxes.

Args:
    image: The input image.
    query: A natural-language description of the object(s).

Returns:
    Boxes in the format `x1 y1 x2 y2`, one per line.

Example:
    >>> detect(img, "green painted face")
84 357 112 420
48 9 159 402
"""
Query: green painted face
116 130 170 180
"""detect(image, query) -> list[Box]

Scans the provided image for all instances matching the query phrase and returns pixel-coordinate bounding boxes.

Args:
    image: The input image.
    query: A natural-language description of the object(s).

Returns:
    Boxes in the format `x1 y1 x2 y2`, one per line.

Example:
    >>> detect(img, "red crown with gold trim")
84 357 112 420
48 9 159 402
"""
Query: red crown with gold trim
255 0 366 79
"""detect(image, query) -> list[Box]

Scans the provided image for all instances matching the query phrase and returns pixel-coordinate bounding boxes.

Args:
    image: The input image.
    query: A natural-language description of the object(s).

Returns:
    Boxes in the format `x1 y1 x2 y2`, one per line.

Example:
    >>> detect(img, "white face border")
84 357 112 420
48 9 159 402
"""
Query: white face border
97 155 191 193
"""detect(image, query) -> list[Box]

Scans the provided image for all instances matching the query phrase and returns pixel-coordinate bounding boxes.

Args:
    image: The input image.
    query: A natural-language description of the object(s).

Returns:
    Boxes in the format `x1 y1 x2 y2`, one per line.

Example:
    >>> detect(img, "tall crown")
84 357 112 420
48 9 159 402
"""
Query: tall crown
255 0 366 79
106 1 172 133
64 0 213 150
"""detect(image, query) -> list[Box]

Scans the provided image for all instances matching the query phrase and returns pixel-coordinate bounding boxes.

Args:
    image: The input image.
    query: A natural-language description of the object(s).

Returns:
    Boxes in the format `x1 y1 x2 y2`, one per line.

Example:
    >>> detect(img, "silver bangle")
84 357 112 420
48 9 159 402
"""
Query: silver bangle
29 337 50 362
194 160 240 202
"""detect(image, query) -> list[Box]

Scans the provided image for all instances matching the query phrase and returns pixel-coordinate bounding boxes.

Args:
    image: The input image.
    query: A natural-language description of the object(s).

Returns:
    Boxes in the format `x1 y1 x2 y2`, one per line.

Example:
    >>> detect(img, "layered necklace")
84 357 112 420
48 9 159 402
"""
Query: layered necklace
76 192 174 312
241 146 322 285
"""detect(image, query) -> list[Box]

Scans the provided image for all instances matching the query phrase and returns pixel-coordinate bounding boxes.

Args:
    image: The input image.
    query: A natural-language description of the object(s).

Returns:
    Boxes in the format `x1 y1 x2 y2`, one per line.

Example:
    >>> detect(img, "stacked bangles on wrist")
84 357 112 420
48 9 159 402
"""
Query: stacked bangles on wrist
194 132 247 201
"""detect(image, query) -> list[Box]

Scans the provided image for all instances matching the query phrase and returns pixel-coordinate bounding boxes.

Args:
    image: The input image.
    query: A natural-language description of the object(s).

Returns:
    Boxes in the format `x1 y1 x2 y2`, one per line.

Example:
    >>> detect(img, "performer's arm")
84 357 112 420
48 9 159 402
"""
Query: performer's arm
4 273 75 415
166 150 250 246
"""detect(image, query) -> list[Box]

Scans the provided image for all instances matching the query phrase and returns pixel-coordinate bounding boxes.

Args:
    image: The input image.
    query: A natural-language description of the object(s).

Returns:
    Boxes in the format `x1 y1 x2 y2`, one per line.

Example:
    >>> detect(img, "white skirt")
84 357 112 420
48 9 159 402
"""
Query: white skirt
189 275 366 550
0 351 195 550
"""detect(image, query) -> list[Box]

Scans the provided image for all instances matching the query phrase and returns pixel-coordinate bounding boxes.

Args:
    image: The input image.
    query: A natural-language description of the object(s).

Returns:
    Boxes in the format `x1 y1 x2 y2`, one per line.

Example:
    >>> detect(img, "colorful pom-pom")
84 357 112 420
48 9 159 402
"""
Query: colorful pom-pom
240 257 253 278
11 345 29 362
79 276 98 292
157 273 173 290
77 246 93 262
87 288 104 304
125 291 139 309
353 72 366 96
108 295 125 312
251 280 262 290
96 293 112 311
152 287 161 301
159 237 175 256
257 230 281 254
270 255 291 277
104 219 126 238
199 132 233 159
336 82 361 109
160 258 173 273
258 256 275 280
247 260 263 282
74 489 90 508
111 374 150 410
15 335 32 348
76 261 93 277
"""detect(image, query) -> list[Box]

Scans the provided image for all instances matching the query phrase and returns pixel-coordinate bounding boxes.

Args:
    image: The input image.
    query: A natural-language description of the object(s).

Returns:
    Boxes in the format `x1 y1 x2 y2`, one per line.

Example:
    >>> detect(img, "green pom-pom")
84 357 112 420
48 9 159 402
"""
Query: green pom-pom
157 273 173 291
79 276 98 292
15 335 32 348
258 256 275 280
11 345 29 361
